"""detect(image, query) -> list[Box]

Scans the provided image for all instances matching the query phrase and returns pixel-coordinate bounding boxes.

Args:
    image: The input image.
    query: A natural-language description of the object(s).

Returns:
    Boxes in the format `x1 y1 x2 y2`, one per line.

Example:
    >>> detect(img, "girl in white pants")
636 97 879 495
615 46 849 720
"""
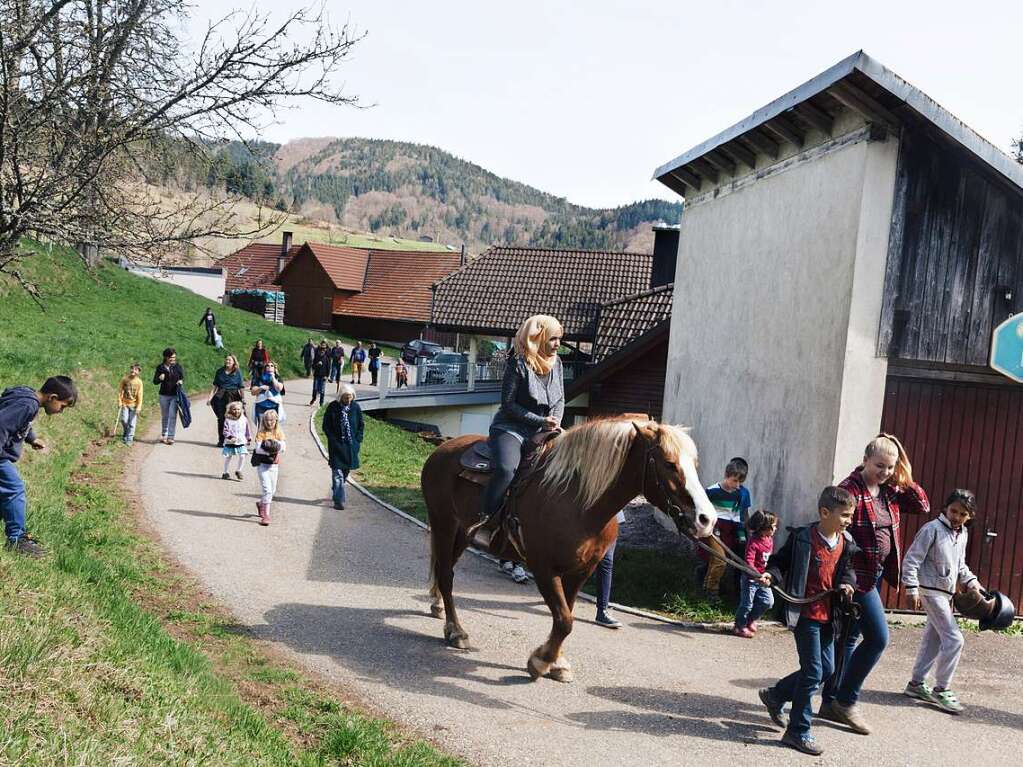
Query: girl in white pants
252 410 286 526
901 489 983 714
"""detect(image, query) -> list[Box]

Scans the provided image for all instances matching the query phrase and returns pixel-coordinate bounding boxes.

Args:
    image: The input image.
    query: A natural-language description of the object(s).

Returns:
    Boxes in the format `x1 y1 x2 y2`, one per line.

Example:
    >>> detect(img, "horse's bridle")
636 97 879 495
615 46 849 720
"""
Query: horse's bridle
638 436 852 609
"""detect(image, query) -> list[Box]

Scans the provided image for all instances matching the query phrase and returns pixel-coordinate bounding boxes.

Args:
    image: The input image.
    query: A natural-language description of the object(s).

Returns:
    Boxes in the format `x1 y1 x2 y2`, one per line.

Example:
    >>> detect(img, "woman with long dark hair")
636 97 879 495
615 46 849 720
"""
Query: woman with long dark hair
207 354 244 447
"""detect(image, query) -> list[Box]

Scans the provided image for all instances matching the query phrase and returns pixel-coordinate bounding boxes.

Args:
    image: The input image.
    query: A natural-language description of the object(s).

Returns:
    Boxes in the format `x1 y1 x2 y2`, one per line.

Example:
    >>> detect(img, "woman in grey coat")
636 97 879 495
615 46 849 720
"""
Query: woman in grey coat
474 315 565 537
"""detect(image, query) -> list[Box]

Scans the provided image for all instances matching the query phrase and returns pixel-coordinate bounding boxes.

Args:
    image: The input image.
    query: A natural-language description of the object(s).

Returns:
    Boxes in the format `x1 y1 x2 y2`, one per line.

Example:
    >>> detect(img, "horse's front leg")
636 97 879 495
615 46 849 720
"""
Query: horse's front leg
528 573 574 682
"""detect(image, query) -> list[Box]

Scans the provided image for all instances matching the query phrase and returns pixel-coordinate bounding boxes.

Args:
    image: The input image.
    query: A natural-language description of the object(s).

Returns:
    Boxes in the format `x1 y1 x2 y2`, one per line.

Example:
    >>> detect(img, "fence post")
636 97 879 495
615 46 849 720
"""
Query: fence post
379 363 391 400
467 336 478 392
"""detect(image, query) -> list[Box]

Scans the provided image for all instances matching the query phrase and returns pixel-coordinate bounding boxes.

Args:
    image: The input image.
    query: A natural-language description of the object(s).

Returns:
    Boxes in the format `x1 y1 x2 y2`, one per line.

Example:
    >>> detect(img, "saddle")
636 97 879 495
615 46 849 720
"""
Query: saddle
457 430 561 559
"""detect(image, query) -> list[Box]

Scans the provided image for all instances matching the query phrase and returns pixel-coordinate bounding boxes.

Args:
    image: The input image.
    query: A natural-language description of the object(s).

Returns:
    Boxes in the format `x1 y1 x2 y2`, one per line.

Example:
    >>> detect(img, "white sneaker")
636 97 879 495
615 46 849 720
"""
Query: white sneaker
510 564 529 583
499 561 513 575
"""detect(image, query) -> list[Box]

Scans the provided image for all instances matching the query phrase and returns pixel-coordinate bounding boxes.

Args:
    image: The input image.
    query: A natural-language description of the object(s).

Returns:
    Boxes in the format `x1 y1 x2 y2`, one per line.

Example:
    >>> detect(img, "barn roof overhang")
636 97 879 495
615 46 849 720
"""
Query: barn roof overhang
653 50 1023 199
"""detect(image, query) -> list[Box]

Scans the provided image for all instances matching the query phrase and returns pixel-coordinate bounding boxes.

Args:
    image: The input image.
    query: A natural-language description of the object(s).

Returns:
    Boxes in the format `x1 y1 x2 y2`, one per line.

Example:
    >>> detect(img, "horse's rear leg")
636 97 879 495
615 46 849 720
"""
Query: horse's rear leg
431 523 471 649
528 573 574 682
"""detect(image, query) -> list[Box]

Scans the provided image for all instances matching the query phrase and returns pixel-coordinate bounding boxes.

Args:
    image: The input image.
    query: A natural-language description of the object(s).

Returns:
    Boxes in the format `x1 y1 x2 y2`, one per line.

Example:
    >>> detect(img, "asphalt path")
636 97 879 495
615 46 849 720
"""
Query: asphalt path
138 377 1023 766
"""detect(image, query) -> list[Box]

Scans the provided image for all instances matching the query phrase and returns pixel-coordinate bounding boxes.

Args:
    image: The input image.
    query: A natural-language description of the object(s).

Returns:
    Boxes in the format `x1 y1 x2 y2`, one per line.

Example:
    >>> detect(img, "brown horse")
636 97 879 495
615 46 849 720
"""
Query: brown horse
420 417 717 682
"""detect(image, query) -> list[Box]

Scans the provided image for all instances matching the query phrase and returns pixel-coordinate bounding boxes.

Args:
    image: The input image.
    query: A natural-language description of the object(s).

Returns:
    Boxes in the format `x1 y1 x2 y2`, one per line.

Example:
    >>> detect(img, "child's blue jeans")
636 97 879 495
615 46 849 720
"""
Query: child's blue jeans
734 574 774 628
770 615 835 738
0 460 27 543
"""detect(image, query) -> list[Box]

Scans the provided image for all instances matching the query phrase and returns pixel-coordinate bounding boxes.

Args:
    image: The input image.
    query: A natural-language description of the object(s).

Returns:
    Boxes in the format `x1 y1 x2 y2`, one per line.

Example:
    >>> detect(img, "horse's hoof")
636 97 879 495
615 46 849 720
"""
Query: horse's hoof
429 603 444 618
527 653 551 680
446 635 469 650
548 666 574 683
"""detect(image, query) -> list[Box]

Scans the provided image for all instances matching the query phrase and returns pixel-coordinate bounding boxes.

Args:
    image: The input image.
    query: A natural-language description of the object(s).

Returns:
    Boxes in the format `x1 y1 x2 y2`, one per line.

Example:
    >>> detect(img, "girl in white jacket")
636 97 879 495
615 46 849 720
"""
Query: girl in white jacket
901 489 984 714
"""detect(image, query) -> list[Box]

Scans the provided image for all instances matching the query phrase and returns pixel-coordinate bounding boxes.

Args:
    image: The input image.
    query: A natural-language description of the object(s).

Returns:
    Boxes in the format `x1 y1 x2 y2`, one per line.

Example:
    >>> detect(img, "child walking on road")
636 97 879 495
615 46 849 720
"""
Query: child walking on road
117 363 143 446
0 376 77 558
758 487 858 756
221 401 250 480
733 509 777 637
252 410 285 526
902 489 983 714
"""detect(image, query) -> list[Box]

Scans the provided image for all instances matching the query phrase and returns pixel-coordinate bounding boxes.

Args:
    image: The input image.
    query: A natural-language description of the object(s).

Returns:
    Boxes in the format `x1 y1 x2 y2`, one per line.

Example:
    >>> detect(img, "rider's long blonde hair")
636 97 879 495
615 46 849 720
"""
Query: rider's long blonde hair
513 314 563 376
865 432 913 488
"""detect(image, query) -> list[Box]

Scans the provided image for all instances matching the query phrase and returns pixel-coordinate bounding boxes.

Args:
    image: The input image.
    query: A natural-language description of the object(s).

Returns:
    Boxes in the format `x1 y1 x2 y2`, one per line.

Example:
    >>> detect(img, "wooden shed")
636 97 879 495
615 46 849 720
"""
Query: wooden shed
653 51 1023 612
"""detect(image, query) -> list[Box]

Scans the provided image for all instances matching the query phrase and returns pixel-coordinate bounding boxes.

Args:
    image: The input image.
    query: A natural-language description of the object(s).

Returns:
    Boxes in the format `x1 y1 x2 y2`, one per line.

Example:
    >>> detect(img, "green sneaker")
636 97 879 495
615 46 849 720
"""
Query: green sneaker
904 681 936 703
932 689 964 714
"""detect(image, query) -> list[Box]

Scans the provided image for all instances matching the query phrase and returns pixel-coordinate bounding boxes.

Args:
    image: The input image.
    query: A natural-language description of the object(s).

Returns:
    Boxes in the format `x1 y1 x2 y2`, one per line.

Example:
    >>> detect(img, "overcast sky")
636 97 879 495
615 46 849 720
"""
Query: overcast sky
192 1 1022 209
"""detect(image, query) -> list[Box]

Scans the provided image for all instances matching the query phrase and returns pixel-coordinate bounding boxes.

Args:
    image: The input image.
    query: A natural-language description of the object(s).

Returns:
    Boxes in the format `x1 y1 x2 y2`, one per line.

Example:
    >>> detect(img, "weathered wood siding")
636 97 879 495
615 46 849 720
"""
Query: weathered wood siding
279 250 335 329
880 372 1023 615
588 342 667 420
878 127 1023 364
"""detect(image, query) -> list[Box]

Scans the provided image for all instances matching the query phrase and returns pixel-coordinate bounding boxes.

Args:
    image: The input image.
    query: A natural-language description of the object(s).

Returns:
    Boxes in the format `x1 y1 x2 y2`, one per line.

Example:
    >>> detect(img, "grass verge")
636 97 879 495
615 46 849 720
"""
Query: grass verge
0 242 460 766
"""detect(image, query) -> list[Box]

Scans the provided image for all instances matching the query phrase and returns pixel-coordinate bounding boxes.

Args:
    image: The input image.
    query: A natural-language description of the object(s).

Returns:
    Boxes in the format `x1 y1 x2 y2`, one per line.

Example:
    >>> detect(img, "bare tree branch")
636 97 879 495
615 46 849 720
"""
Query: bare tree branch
0 0 364 275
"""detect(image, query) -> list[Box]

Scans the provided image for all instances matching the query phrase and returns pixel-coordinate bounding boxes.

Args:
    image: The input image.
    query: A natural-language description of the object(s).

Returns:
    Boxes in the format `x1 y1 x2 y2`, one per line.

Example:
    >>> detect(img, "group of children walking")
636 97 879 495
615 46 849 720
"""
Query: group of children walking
699 435 990 756
221 402 287 526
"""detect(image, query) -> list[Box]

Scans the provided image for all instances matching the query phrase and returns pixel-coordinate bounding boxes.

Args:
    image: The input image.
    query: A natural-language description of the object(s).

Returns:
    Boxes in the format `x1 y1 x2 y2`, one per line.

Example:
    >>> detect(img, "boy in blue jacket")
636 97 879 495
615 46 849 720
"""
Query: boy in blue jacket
758 486 859 756
0 376 77 557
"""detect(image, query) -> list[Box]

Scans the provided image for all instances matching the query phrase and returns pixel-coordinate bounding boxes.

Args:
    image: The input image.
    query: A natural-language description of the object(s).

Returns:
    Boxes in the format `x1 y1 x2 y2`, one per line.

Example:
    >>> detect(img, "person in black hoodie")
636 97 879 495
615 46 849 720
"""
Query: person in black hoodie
309 341 331 407
199 308 216 344
153 347 184 444
0 376 77 557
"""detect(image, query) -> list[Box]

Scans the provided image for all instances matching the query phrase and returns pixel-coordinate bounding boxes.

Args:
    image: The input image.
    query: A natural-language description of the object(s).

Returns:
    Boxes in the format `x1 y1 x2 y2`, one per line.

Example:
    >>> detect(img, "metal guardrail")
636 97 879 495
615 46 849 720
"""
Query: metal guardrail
379 356 592 399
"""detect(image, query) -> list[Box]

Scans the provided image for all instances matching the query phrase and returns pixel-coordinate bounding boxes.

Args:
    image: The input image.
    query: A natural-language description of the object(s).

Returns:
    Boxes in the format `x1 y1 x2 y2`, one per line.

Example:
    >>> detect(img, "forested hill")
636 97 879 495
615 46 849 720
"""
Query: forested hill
206 138 682 253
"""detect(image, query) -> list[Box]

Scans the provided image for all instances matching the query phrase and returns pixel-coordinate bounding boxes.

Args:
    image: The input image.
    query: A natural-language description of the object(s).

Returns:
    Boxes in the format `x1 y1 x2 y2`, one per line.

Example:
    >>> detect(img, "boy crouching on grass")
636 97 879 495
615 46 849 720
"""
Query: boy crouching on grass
0 376 78 558
758 486 859 756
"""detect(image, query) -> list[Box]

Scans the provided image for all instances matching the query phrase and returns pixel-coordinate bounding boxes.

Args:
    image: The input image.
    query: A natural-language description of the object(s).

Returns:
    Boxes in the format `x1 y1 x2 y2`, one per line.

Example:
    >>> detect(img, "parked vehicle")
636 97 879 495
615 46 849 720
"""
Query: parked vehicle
401 339 443 364
422 352 468 385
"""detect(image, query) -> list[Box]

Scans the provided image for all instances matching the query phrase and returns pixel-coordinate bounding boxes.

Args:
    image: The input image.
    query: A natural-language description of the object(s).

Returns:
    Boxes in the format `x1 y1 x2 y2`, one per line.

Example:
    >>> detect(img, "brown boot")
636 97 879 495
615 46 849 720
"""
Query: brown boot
258 502 270 526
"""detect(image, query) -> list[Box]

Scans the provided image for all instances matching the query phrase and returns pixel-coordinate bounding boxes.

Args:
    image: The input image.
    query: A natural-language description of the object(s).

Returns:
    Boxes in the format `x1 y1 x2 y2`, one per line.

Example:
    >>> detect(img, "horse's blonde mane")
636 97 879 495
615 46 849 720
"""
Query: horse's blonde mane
541 418 698 509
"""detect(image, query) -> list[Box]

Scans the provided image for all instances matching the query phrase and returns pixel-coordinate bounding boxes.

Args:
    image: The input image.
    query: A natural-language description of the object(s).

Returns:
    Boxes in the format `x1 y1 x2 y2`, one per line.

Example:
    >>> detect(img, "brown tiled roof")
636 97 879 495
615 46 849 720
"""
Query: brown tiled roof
334 249 462 322
431 246 654 340
592 283 674 362
301 243 370 292
221 243 300 292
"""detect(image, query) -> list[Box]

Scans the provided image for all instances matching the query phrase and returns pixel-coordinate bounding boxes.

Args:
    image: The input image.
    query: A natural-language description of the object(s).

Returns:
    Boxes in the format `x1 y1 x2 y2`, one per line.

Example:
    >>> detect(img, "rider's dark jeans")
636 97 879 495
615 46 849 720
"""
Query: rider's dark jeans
822 582 889 707
480 429 522 520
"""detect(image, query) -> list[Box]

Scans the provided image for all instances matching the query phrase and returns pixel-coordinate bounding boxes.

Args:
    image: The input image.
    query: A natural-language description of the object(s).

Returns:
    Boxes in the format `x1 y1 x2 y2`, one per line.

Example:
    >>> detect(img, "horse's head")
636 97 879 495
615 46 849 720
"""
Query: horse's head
633 422 716 538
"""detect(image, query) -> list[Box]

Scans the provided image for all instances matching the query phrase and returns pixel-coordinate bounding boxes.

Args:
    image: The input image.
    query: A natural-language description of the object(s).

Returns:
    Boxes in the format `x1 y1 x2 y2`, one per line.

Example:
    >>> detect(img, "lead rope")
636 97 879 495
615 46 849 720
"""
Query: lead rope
640 447 846 607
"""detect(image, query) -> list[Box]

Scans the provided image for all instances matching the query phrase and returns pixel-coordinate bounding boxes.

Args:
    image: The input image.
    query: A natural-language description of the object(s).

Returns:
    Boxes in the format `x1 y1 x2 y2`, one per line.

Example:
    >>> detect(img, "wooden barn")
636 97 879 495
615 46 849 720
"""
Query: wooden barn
273 243 461 343
653 51 1023 612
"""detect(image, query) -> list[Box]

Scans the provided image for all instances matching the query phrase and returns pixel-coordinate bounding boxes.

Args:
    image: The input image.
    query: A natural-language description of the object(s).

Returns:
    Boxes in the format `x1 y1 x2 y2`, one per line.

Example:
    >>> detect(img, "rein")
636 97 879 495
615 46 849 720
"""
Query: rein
640 442 849 608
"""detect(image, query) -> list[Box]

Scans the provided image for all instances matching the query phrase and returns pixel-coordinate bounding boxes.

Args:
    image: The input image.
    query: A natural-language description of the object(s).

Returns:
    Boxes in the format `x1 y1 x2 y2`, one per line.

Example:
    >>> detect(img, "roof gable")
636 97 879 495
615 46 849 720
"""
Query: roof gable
221 242 300 292
593 283 674 362
274 243 369 292
431 246 654 339
654 51 1023 199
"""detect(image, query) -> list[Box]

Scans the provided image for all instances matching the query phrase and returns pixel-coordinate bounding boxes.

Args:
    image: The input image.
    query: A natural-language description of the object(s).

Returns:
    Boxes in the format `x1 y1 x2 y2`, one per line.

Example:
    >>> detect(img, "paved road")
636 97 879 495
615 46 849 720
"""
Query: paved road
138 378 1023 766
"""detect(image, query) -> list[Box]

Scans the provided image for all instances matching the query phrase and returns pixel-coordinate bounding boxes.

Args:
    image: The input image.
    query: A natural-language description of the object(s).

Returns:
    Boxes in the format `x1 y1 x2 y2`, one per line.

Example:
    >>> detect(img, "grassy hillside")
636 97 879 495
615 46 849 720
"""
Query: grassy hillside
0 244 459 766
199 138 682 254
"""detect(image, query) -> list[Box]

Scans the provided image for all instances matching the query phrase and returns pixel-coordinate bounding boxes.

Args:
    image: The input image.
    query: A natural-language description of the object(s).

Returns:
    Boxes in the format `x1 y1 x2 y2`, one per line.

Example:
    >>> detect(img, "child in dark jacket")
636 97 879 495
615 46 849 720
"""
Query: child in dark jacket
758 486 859 756
0 377 78 557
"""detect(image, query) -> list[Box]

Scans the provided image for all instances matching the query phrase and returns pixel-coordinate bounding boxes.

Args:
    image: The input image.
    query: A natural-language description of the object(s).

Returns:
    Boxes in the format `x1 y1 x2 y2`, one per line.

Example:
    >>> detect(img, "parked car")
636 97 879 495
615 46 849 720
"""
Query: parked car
401 339 443 364
422 352 468 385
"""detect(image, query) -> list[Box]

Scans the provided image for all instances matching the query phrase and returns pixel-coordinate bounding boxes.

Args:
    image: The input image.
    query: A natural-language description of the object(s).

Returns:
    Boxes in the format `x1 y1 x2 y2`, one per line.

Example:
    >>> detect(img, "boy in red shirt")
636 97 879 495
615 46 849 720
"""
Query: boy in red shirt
758 487 859 756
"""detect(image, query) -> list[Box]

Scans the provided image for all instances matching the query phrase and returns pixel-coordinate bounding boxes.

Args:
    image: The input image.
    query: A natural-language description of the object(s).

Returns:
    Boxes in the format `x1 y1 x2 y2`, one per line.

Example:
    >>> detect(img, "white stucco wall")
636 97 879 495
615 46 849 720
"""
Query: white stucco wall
124 264 225 302
662 132 898 527
393 403 500 438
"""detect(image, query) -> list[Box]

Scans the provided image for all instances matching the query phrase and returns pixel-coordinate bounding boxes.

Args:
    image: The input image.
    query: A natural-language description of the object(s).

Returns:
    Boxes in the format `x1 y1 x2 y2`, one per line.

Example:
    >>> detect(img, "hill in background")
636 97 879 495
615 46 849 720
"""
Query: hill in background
197 138 681 255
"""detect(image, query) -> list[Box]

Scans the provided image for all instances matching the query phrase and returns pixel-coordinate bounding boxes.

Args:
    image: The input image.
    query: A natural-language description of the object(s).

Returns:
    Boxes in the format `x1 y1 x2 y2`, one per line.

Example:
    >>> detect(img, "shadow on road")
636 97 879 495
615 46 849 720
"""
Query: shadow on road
258 601 556 713
167 507 259 524
863 689 1023 732
571 685 779 744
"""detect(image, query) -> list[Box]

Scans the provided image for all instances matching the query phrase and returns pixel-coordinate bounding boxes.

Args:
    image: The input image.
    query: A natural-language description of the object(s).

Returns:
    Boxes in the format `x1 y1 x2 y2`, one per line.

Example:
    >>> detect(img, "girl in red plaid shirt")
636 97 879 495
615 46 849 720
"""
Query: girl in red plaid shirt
819 433 930 735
